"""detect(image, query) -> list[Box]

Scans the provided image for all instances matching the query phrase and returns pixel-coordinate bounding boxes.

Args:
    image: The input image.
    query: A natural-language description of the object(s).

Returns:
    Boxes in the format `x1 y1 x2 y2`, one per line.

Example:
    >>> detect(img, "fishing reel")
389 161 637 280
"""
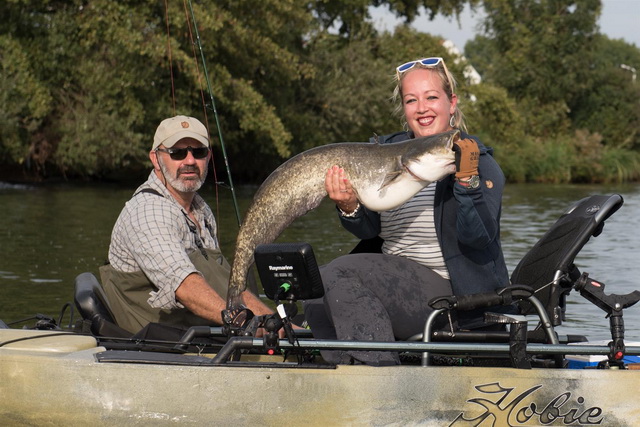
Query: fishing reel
221 303 298 355
261 303 299 354
221 305 254 337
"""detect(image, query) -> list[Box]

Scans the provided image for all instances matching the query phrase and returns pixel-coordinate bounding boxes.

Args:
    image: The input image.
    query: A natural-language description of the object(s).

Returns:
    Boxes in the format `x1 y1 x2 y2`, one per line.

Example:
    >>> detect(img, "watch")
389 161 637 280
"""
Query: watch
457 175 480 189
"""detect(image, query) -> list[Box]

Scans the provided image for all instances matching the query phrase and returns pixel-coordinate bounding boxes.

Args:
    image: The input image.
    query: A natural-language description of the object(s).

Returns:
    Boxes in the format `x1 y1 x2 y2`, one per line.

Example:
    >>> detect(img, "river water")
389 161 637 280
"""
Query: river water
1 180 639 342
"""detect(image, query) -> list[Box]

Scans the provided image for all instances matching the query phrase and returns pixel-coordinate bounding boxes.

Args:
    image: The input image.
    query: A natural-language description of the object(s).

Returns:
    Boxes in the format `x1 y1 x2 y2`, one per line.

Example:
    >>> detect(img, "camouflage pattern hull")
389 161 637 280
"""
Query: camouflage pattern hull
1 329 639 426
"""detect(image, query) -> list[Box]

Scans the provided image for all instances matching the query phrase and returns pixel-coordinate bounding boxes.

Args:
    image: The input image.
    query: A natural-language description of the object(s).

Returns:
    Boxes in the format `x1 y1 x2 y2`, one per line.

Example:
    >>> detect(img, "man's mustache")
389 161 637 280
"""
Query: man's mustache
177 165 200 177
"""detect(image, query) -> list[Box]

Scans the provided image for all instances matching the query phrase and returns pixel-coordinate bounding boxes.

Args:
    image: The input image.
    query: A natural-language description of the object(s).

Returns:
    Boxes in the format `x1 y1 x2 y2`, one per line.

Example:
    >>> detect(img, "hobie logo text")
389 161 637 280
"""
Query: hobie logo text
451 382 603 426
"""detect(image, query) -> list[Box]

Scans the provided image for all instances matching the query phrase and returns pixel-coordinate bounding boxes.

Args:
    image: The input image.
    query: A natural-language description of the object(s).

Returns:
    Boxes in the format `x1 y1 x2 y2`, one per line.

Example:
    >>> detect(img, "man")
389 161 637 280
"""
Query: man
100 115 274 334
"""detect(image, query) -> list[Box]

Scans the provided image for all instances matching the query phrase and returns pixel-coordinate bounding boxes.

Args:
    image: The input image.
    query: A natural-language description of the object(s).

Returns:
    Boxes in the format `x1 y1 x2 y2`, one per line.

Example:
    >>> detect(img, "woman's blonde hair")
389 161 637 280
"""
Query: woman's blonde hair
391 59 467 133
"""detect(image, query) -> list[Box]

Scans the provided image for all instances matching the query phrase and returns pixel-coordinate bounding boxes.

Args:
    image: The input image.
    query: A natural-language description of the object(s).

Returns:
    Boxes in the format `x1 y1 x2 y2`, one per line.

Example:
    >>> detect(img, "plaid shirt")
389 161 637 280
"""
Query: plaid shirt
108 171 219 309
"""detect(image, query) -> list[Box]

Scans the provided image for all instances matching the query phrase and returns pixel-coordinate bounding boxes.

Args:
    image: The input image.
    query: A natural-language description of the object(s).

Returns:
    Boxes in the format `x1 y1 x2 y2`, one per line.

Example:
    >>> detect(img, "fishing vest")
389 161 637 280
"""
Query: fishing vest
99 247 230 334
99 186 241 335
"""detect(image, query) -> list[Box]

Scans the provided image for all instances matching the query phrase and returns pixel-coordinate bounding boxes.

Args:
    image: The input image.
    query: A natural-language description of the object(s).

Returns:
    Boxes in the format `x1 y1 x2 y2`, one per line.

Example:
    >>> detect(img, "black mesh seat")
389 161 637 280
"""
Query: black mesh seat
74 272 132 338
418 194 625 367
510 194 623 325
74 273 229 349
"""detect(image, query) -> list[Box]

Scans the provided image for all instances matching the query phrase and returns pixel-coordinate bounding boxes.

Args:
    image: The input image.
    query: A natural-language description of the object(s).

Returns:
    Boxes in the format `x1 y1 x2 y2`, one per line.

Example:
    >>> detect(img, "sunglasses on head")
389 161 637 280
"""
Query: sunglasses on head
395 57 454 91
396 57 445 74
156 146 209 161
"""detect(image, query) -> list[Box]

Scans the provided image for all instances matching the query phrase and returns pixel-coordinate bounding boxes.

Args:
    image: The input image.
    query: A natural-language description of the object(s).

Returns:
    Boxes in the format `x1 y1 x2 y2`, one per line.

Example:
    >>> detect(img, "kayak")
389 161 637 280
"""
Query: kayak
2 193 640 425
2 327 640 426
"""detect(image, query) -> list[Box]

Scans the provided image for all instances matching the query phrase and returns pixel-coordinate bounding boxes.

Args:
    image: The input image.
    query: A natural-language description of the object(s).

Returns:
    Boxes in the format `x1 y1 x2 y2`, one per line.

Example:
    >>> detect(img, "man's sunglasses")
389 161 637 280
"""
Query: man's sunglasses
156 146 209 161
395 57 454 91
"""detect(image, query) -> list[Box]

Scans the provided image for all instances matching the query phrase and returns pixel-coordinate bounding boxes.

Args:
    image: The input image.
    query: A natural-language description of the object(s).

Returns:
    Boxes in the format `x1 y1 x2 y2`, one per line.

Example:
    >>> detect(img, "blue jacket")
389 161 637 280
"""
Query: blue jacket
340 130 510 297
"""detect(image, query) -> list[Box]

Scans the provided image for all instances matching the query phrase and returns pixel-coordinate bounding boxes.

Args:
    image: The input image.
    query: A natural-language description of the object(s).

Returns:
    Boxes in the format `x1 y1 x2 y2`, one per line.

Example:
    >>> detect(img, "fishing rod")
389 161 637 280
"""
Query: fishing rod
186 0 242 226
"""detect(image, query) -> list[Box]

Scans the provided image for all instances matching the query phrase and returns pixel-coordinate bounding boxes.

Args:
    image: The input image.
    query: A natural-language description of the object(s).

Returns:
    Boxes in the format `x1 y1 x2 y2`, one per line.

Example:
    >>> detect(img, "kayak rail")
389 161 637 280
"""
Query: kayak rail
208 336 640 366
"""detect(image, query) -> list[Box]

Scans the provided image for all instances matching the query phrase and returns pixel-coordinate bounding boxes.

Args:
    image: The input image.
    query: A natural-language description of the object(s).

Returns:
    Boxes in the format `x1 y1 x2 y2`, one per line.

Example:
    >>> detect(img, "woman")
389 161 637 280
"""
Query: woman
304 57 510 366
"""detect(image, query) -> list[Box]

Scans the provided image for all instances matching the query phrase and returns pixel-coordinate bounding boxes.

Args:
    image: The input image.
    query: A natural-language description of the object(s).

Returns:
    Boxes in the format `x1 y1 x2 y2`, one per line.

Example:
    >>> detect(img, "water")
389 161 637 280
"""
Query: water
1 180 639 342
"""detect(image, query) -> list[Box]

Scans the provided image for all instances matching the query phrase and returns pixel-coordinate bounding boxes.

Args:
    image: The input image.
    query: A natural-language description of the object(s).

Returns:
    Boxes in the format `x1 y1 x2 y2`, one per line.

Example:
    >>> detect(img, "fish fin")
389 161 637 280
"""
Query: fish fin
378 156 404 190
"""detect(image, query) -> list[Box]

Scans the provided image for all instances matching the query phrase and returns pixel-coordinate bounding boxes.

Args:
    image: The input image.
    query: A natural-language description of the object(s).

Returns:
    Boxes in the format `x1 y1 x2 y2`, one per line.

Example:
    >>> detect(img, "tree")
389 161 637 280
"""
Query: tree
2 0 638 183
312 0 481 37
0 35 53 173
463 0 640 182
570 35 640 150
472 0 601 137
0 0 313 180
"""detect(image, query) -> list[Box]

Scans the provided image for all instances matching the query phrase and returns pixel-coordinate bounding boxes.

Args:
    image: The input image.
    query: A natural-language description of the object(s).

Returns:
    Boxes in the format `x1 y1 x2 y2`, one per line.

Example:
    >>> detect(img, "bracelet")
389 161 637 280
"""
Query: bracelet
338 202 360 218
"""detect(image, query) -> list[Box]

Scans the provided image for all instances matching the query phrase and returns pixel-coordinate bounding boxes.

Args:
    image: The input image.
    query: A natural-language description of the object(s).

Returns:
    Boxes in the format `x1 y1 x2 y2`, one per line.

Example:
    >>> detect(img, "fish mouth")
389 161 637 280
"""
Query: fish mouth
405 156 456 182
445 160 456 173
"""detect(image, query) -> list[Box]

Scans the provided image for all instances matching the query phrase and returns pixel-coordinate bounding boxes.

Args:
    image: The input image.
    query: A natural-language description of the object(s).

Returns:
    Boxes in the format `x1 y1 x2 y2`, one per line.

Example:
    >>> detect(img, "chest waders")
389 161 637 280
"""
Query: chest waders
98 188 257 335
100 248 230 334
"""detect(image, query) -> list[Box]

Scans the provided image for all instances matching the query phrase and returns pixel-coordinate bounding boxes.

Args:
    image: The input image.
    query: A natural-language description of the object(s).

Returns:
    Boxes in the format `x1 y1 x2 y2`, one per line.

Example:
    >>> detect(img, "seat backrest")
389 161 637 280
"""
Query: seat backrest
510 194 623 324
74 272 131 337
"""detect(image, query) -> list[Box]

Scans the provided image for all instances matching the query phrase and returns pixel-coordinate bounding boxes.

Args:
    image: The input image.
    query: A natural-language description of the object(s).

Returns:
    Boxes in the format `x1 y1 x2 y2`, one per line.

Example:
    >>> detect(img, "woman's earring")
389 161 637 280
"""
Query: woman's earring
449 115 456 128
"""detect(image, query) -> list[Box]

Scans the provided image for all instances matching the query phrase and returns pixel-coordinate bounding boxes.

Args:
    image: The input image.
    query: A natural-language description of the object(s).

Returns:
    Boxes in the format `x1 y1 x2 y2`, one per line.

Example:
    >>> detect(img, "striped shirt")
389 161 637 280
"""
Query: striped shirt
108 171 219 309
379 182 450 280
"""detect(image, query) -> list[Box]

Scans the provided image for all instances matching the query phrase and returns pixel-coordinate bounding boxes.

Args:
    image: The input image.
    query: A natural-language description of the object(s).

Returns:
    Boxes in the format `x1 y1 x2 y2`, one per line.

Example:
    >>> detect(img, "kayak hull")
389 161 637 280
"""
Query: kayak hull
1 330 638 426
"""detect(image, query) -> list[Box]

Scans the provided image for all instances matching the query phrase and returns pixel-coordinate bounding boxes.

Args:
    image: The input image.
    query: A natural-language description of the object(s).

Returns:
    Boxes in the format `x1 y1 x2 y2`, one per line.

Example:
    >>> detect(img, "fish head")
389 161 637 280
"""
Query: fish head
402 130 458 183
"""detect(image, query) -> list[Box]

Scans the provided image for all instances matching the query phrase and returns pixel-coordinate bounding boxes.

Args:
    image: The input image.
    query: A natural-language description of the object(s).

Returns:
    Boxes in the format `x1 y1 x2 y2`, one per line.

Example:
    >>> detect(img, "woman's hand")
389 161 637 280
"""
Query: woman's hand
326 165 359 214
453 139 479 180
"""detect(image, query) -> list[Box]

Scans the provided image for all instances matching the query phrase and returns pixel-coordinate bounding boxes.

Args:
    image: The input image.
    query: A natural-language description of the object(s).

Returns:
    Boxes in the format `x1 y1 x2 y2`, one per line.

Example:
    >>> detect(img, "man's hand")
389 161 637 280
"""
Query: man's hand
453 138 479 180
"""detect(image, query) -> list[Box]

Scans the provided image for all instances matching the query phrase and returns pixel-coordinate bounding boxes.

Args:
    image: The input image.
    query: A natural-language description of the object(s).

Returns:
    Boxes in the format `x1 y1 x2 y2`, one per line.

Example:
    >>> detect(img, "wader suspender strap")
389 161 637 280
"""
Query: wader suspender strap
135 188 212 260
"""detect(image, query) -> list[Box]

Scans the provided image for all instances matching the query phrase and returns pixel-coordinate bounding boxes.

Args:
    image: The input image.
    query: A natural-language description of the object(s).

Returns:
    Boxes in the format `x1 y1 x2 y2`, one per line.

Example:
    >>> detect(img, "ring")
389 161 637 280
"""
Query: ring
340 190 347 193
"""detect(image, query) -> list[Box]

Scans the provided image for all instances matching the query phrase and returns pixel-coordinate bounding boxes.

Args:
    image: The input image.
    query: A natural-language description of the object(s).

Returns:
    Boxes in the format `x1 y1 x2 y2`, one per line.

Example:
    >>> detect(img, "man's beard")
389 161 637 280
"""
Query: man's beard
158 157 208 193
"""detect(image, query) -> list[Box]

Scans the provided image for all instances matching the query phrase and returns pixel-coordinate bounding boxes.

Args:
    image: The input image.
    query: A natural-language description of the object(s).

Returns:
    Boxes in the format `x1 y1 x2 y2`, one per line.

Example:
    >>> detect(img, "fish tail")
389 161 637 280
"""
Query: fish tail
226 286 244 310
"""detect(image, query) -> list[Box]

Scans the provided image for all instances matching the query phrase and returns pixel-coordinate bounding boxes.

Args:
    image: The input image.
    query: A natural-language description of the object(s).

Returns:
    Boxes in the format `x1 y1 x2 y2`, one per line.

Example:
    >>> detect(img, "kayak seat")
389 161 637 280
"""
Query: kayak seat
420 194 624 367
74 272 132 338
510 193 624 325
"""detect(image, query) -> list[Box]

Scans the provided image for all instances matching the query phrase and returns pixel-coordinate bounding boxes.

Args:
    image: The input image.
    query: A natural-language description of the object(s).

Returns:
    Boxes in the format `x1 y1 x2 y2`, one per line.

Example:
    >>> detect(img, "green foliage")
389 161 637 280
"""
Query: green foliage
0 35 53 170
0 0 639 184
516 98 572 138
287 33 396 148
1 1 164 176
463 83 525 148
500 130 640 184
600 145 640 183
570 35 640 150
481 0 600 101
173 0 314 181
471 0 600 138
312 0 480 37
375 25 464 68
500 134 577 184
467 0 600 137
465 0 640 183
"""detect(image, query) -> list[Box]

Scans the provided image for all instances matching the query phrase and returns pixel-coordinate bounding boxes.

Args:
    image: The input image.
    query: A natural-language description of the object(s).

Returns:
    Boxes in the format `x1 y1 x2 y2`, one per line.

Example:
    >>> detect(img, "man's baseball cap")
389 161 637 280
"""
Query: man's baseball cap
152 115 210 149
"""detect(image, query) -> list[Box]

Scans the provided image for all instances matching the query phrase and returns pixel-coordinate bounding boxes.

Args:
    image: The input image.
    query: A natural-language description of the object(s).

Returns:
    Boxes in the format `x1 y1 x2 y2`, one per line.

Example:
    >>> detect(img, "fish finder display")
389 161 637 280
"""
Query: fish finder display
254 242 324 302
